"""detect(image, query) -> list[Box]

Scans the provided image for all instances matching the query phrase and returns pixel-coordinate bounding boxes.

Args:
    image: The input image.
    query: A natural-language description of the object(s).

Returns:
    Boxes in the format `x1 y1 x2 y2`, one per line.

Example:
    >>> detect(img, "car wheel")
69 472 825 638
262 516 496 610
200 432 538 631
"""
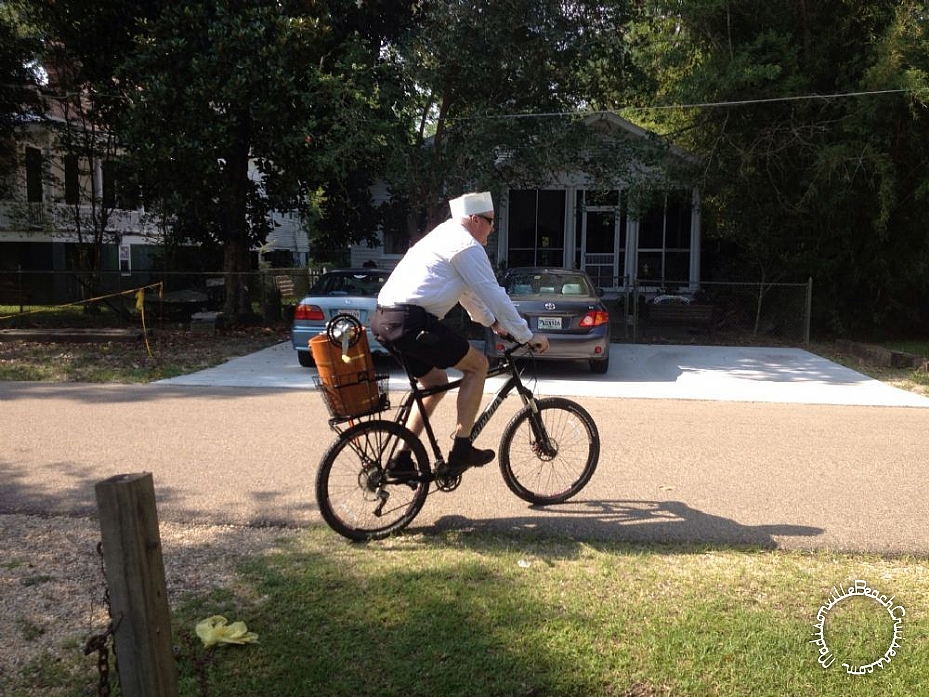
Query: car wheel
589 357 609 374
298 350 314 368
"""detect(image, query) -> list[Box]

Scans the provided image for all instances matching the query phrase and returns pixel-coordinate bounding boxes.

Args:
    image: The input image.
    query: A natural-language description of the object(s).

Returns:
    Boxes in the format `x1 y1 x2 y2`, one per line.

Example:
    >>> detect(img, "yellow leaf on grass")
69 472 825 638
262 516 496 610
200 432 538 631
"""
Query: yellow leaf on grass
195 615 259 648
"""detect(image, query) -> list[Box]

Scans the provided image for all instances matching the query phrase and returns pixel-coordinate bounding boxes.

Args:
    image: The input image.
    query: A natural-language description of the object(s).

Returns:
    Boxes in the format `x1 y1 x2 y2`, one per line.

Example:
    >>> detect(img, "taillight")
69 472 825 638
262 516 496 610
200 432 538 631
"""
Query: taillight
579 310 609 327
294 303 325 321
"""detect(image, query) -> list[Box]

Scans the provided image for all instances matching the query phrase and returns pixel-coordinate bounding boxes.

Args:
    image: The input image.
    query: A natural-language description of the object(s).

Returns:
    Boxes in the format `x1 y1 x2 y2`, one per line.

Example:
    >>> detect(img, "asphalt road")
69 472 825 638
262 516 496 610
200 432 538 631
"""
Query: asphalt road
2 343 927 554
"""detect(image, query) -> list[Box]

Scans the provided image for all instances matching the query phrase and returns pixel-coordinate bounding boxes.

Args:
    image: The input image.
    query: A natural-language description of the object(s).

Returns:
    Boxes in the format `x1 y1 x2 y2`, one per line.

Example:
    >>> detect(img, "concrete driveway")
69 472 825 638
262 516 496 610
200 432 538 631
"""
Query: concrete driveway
157 341 929 408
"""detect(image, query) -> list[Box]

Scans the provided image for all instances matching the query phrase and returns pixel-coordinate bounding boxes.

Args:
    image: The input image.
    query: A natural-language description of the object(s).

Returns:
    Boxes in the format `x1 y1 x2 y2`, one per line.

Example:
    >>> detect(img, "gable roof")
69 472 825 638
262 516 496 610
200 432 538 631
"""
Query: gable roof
581 111 701 166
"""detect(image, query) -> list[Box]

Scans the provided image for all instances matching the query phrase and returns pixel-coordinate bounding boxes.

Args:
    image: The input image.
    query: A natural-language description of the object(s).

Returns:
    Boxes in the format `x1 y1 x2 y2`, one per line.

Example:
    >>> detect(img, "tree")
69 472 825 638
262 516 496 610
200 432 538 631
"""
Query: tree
0 1 43 178
384 0 650 233
119 0 409 315
625 0 929 335
16 0 158 294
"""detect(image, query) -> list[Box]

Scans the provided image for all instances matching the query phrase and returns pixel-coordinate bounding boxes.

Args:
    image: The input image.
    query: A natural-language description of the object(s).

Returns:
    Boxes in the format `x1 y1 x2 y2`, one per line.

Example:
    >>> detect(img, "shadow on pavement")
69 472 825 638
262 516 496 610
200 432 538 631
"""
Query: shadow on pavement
426 499 824 550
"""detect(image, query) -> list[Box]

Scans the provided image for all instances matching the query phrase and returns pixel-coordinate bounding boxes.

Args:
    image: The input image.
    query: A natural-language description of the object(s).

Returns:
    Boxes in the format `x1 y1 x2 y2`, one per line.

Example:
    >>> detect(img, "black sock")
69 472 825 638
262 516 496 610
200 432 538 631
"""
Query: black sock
451 436 471 454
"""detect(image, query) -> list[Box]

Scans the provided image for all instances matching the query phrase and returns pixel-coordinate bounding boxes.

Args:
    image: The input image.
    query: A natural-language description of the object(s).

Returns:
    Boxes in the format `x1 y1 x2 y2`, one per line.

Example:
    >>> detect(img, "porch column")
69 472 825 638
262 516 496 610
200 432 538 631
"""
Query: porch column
689 187 702 292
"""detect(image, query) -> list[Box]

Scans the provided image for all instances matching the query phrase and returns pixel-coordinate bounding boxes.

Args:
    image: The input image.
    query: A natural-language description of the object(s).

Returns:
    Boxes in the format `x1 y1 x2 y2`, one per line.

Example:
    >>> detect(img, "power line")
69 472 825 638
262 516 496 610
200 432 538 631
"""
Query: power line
448 88 911 121
629 88 910 111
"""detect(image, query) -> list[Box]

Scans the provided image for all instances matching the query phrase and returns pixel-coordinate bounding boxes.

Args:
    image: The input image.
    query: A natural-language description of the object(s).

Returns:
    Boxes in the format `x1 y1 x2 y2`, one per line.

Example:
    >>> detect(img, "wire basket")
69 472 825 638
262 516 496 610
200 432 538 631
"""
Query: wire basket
314 373 390 420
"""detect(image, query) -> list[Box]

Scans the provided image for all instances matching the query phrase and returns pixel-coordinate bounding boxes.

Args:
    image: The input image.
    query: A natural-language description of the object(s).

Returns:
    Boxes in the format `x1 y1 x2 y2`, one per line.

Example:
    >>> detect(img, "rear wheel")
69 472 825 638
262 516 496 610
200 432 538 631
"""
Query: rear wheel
316 420 429 540
499 397 599 505
298 350 314 367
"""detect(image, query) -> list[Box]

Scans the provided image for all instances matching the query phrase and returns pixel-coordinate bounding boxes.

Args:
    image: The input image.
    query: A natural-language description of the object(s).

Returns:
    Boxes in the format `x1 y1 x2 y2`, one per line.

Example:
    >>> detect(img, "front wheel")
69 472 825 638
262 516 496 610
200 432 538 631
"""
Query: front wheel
316 420 429 541
499 397 600 505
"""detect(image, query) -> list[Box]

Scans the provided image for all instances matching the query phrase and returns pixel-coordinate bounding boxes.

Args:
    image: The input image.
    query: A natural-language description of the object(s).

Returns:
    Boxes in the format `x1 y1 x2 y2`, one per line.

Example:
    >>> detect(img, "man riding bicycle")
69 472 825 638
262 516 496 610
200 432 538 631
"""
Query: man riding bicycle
372 191 550 477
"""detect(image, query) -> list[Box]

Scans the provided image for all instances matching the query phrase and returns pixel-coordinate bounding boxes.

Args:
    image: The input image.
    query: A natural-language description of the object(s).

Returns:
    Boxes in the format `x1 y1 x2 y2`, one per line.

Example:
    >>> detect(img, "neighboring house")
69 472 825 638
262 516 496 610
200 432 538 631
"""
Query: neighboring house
0 115 307 302
354 112 702 296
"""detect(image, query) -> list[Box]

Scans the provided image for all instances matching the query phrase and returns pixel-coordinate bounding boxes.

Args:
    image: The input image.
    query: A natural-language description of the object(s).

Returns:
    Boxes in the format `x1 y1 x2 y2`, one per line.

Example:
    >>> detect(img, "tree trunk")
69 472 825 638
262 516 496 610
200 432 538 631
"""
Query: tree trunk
221 117 253 318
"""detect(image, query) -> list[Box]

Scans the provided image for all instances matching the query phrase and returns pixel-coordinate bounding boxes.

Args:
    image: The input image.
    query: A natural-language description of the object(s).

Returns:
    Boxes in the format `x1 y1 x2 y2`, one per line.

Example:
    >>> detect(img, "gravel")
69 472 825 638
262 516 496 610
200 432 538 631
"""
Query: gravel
0 513 300 693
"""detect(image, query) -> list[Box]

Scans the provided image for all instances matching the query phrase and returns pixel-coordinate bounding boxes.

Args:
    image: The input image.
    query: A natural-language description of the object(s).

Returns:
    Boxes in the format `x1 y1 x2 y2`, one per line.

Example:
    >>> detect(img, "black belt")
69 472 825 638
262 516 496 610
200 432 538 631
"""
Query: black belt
376 303 422 312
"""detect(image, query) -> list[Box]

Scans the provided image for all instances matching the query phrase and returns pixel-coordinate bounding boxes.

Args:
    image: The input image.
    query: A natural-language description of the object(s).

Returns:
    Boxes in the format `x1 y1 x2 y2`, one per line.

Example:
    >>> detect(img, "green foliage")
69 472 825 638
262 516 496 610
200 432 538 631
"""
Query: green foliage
25 0 929 335
110 1 409 310
384 0 647 227
0 1 43 175
627 0 929 335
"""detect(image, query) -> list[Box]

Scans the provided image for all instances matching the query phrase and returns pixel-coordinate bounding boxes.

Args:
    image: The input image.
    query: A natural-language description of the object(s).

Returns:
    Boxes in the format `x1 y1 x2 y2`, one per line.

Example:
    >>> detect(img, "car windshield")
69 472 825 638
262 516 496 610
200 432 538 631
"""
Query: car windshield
310 272 388 297
505 272 594 298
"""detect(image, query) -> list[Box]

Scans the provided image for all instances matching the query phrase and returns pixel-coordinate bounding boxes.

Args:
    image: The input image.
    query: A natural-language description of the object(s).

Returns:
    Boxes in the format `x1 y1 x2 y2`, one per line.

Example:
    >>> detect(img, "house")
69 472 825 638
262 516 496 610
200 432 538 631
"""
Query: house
353 112 702 297
0 114 308 303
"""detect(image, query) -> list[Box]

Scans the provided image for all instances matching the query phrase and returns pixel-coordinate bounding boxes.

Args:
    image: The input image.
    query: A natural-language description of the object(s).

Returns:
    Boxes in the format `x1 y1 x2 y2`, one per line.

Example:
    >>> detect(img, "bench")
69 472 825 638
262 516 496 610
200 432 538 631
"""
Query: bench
647 303 715 335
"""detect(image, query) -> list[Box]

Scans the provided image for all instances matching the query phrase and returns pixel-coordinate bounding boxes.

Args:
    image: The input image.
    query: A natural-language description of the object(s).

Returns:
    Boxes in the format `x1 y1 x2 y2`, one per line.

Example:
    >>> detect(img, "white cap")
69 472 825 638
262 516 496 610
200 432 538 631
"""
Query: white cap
449 191 493 218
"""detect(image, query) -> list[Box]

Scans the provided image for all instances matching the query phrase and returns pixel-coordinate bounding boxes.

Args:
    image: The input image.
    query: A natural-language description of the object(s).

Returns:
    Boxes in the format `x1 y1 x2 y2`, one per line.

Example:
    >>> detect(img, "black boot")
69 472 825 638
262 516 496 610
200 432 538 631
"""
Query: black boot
386 450 418 480
445 437 494 476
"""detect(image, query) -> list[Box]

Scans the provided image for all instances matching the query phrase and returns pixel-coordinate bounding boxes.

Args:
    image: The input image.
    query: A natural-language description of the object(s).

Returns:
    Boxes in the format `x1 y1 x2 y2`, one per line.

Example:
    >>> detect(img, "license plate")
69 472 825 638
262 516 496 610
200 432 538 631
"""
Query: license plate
537 317 562 330
336 309 361 319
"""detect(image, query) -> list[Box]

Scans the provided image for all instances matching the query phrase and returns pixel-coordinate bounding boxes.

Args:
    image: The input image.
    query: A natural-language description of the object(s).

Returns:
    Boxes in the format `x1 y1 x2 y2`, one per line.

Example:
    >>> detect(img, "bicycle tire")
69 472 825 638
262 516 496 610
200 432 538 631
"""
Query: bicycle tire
498 397 600 505
316 420 429 541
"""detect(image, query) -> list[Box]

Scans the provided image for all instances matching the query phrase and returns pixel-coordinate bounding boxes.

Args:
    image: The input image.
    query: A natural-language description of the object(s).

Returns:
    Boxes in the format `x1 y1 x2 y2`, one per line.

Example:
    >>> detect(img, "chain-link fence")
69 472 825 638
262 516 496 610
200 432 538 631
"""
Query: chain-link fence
609 280 812 345
2 268 812 346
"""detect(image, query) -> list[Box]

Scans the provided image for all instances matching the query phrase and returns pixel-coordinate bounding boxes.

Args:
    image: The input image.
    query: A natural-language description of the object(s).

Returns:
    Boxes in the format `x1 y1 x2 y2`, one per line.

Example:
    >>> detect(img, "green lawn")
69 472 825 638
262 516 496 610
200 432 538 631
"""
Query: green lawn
31 527 919 697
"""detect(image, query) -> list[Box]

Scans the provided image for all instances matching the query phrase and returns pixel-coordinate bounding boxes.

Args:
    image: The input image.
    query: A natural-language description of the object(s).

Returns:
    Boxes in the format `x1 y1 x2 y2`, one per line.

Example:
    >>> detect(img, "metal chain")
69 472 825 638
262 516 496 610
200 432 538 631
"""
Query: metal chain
83 541 121 697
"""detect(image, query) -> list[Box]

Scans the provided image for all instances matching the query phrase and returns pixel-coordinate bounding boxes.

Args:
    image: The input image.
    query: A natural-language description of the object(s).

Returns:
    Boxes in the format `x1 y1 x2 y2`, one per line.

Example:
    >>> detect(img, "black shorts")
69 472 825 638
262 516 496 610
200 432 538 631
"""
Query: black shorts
371 304 471 378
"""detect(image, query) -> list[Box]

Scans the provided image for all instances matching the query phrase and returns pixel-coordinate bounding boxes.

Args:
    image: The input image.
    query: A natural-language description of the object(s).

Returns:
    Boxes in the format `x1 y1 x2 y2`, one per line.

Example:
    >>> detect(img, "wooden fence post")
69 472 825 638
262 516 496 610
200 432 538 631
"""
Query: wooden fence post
95 473 178 697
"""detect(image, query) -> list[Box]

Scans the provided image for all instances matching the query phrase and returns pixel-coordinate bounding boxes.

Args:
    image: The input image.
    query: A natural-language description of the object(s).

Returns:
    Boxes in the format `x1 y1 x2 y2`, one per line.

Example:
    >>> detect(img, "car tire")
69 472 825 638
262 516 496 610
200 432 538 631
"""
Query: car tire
589 357 609 374
298 350 314 368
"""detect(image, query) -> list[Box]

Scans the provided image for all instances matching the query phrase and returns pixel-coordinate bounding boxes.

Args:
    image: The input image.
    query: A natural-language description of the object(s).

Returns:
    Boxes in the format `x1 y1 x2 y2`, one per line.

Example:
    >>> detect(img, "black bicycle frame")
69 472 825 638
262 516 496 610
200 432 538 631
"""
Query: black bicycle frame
395 354 537 465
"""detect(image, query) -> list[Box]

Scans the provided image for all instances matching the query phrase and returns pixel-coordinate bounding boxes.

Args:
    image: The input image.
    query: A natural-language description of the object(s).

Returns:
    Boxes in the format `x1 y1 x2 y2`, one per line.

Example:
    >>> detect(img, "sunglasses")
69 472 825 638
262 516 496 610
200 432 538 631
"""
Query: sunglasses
476 214 495 227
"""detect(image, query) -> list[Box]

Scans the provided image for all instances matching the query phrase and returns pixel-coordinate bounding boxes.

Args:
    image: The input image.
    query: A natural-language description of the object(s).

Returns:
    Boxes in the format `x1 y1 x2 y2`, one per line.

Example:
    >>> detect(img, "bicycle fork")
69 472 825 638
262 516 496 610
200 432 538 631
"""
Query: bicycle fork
524 394 558 459
478 381 557 460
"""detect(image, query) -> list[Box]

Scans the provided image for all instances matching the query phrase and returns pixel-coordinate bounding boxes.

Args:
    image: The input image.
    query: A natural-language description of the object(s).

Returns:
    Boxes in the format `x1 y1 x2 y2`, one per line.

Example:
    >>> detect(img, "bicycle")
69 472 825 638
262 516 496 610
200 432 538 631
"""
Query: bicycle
314 314 600 541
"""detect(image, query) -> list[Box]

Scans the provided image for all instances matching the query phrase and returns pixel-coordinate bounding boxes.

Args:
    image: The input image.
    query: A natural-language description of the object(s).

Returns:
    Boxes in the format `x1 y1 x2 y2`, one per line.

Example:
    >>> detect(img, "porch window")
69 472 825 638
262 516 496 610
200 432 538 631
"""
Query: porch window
506 189 565 268
637 190 691 286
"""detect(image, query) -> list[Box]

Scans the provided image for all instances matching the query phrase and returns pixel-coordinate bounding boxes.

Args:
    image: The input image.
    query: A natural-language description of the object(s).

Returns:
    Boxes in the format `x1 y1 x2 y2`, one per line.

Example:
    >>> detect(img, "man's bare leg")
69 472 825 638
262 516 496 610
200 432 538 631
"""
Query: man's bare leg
452 345 489 438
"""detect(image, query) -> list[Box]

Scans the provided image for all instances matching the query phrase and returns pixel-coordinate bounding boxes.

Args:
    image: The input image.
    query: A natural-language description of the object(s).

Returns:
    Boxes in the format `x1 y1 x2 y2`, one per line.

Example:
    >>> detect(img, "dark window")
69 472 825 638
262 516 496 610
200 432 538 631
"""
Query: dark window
382 228 409 255
665 190 691 249
103 159 141 210
64 155 79 205
25 147 42 202
102 160 115 208
506 189 566 266
635 189 692 285
638 202 664 248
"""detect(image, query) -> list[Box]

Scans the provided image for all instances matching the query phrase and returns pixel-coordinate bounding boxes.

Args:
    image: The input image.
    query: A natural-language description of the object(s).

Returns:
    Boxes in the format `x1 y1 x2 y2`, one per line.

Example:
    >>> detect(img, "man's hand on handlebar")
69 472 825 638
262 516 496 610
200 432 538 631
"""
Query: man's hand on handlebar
528 334 550 354
491 322 549 354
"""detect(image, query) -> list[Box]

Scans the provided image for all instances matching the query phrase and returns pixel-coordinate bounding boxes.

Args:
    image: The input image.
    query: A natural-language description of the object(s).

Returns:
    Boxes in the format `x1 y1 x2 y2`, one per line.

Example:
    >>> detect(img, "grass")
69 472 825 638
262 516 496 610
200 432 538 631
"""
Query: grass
808 342 929 397
11 528 926 697
0 304 291 382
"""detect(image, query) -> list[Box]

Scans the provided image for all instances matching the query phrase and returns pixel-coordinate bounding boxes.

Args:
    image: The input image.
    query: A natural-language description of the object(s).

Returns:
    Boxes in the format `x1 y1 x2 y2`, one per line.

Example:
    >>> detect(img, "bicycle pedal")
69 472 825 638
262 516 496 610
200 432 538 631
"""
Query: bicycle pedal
435 471 462 492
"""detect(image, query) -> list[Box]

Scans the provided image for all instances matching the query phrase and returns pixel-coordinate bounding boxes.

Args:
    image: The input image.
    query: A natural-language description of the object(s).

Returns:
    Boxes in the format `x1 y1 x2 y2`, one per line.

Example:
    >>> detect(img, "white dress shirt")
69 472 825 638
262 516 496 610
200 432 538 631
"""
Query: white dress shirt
378 219 533 343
